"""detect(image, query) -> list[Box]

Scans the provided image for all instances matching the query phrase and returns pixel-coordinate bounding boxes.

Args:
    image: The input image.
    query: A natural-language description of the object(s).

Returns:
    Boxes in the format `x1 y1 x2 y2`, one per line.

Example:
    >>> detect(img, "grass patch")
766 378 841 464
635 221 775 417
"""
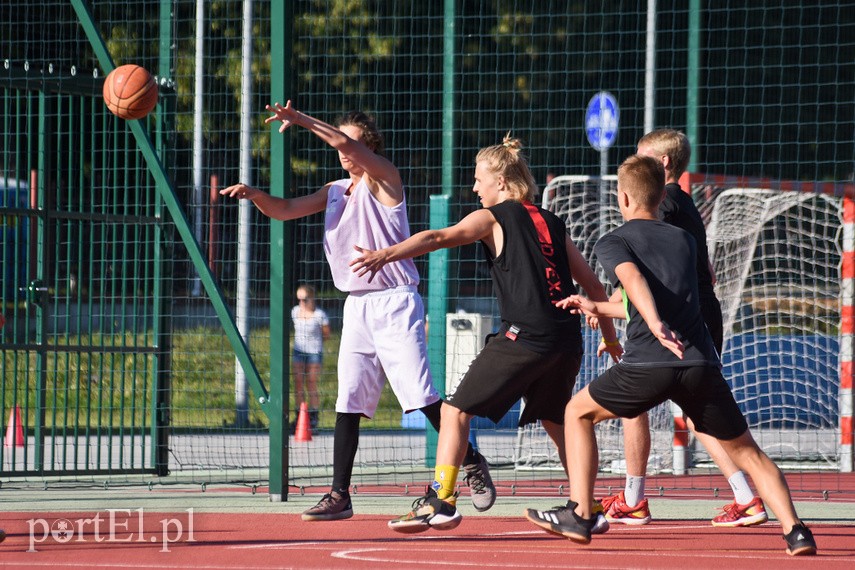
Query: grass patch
2 327 409 431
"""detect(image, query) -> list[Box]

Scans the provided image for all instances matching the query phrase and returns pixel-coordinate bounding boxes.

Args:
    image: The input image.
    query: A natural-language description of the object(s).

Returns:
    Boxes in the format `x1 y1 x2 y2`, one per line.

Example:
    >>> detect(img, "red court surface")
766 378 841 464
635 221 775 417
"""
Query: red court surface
1 511 853 569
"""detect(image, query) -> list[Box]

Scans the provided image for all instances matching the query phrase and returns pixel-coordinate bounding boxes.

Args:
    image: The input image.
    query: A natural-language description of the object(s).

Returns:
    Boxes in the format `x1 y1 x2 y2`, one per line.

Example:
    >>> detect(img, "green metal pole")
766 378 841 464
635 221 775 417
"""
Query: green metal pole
149 0 173 477
425 0 456 466
268 0 293 502
33 90 48 472
687 0 701 173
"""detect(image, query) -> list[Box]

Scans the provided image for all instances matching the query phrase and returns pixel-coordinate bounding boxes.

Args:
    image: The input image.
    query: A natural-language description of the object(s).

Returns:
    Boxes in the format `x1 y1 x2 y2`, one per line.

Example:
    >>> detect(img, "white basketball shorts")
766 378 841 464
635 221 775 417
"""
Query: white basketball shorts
336 285 440 417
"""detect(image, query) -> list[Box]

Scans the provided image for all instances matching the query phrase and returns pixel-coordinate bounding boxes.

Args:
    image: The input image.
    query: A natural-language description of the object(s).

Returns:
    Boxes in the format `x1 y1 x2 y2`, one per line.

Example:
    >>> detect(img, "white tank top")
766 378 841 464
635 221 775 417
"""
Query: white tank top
323 178 420 293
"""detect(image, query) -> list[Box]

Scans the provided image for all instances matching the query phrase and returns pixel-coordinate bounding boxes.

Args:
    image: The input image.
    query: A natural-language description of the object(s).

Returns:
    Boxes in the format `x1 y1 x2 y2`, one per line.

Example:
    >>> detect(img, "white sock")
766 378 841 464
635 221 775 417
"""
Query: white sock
728 471 754 504
624 475 646 507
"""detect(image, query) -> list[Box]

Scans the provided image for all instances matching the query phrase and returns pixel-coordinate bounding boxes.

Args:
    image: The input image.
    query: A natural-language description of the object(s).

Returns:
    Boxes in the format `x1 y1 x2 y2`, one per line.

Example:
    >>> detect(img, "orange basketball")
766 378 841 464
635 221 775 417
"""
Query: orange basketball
102 64 158 120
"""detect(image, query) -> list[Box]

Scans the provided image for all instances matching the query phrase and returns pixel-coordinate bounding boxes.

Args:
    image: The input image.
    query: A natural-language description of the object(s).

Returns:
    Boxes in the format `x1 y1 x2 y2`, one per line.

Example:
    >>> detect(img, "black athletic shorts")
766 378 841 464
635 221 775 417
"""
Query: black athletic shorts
445 333 582 427
700 294 724 355
588 363 748 440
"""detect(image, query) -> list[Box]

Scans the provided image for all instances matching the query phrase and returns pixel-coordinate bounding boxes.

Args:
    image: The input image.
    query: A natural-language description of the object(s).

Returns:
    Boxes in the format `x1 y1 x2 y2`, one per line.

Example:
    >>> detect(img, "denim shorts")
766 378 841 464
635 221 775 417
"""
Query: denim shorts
292 349 322 365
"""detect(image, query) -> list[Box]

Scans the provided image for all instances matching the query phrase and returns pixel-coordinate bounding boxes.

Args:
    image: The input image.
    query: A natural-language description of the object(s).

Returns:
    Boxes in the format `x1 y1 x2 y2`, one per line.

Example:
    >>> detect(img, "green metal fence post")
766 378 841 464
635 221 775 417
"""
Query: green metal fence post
149 0 175 477
687 0 701 172
425 0 457 466
32 90 48 472
267 0 293 502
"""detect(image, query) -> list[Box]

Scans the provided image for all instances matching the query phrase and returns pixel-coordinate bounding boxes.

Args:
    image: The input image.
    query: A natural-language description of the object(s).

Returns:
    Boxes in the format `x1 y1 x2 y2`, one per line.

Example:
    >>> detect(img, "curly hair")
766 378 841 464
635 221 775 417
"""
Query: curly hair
336 111 385 156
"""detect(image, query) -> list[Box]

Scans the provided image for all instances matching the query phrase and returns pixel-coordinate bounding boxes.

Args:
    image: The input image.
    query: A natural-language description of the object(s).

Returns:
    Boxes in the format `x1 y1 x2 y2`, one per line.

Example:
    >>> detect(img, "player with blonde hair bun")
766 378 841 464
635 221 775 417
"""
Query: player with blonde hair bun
351 135 620 533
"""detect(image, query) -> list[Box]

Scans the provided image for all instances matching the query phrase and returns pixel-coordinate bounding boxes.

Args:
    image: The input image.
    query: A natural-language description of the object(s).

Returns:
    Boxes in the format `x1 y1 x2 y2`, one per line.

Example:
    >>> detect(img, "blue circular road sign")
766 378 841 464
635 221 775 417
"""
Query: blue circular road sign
585 92 619 151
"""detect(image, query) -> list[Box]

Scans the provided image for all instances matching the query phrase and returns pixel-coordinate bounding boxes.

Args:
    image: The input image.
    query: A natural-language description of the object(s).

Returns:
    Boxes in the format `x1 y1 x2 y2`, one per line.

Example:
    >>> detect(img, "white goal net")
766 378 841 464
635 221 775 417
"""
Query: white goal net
702 184 842 467
525 174 845 473
517 175 674 472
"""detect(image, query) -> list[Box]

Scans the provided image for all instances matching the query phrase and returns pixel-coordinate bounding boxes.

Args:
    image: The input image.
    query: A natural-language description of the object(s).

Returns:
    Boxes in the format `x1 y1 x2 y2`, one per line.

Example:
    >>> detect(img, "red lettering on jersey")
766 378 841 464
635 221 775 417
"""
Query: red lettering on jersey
524 202 564 302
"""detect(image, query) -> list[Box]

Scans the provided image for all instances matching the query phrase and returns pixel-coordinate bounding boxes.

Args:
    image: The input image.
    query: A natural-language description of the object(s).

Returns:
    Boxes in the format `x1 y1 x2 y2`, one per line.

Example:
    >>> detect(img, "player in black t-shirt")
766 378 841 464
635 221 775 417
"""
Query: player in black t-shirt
600 129 766 528
525 154 816 556
350 136 621 534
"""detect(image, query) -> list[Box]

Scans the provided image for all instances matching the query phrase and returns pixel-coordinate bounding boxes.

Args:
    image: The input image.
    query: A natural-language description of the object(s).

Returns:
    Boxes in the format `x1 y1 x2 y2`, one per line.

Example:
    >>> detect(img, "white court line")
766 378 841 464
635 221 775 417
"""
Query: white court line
330 548 602 569
328 546 848 566
225 524 854 566
226 522 716 550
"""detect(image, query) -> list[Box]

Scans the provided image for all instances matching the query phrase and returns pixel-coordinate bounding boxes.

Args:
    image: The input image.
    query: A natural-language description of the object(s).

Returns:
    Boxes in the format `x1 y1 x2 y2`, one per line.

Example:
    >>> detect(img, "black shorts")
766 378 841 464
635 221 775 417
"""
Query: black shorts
446 333 582 427
700 295 724 355
588 363 748 440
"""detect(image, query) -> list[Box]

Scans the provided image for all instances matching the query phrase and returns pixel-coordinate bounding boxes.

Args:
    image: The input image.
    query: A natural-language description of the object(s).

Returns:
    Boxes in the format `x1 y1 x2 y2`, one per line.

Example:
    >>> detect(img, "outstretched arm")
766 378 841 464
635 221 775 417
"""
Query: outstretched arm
556 295 625 319
351 209 496 281
266 101 403 203
219 182 328 221
614 261 684 358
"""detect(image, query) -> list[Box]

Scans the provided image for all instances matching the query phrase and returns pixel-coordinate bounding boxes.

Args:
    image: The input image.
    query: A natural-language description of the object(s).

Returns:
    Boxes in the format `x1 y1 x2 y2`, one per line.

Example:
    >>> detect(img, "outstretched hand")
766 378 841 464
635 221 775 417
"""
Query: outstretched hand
554 294 598 317
265 100 299 133
349 245 388 283
650 321 684 359
220 182 261 201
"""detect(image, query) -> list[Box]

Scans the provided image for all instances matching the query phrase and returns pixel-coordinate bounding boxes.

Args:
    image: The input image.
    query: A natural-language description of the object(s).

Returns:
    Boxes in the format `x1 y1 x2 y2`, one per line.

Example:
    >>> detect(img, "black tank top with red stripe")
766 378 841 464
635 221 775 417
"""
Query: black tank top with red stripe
483 200 582 354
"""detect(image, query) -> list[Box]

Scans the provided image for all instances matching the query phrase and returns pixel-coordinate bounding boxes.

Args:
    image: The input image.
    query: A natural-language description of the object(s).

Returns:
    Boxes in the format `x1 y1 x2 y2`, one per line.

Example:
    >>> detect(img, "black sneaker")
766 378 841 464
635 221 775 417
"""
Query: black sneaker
525 500 594 544
301 491 353 521
462 451 496 512
387 487 461 534
783 523 817 556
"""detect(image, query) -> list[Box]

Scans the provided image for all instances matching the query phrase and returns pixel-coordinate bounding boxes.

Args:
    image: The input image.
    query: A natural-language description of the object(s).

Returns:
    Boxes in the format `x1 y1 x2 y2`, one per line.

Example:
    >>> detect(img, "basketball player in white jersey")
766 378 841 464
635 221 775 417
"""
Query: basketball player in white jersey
222 101 494 521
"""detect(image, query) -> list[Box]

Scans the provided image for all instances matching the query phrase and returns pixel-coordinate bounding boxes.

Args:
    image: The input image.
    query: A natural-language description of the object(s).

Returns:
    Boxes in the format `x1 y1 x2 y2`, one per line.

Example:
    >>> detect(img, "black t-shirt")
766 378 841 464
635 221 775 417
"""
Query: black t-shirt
593 219 719 367
483 200 581 354
659 182 716 300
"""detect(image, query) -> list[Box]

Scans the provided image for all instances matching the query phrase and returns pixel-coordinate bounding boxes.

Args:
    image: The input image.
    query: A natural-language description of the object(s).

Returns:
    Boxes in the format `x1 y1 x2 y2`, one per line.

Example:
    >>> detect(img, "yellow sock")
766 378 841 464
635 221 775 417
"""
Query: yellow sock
432 465 459 501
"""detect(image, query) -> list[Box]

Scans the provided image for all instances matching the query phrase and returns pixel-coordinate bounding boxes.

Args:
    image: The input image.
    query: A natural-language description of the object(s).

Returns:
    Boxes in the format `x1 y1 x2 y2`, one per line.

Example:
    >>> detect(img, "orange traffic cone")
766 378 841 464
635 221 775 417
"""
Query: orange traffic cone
4 405 25 448
294 402 312 442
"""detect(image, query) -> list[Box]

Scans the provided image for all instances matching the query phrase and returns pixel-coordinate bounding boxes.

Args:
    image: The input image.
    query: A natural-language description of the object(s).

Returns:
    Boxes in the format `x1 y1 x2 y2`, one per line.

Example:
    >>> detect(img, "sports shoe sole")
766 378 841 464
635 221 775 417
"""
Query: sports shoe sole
786 544 817 556
711 512 768 527
387 512 462 534
301 508 354 522
524 509 591 544
605 514 651 525
470 492 496 513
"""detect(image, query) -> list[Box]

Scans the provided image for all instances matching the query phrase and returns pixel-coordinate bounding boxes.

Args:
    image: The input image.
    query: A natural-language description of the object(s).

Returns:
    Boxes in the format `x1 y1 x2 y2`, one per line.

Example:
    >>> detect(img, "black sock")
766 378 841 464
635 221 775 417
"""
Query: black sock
420 400 442 431
331 412 361 495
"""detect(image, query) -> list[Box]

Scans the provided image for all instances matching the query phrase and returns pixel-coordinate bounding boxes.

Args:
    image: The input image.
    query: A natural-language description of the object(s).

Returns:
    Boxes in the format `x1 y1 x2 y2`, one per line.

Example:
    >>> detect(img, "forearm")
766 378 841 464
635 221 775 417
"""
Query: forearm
375 230 447 264
249 192 293 220
621 271 665 331
575 276 619 340
292 110 351 152
597 313 619 341
589 300 625 319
